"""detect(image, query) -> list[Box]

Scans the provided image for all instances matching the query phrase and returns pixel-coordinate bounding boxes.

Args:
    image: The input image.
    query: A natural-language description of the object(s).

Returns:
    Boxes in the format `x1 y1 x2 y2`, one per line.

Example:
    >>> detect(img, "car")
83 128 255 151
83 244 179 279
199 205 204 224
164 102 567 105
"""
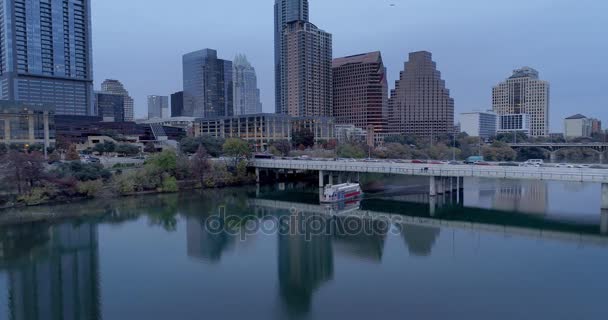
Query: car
555 163 574 168
575 164 590 169
474 161 491 166
429 161 444 165
448 161 460 165
524 159 544 166
411 160 427 164
499 162 519 167
464 156 484 164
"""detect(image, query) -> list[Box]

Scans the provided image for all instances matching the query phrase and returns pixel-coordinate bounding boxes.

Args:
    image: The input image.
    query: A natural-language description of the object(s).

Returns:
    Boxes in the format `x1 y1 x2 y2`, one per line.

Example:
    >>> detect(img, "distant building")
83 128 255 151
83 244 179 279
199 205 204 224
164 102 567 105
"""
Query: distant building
183 49 233 118
497 114 530 135
101 80 135 122
388 51 454 137
171 91 184 117
0 101 55 149
147 95 169 119
564 114 592 138
460 111 497 139
233 55 262 115
493 67 550 137
335 125 367 143
280 21 332 117
332 52 388 133
194 114 334 151
590 118 602 135
95 92 125 122
0 0 94 116
274 0 310 114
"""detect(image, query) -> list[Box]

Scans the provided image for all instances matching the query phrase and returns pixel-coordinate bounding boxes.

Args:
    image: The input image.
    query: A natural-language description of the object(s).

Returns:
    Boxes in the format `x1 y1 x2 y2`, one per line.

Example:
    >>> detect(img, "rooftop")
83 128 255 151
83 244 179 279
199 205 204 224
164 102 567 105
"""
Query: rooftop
332 51 381 68
565 114 587 120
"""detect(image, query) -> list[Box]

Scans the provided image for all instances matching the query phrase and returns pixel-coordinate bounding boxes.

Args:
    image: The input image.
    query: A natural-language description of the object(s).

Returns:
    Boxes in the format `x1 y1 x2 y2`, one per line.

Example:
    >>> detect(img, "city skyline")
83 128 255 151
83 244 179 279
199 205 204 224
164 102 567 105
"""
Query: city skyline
91 0 608 130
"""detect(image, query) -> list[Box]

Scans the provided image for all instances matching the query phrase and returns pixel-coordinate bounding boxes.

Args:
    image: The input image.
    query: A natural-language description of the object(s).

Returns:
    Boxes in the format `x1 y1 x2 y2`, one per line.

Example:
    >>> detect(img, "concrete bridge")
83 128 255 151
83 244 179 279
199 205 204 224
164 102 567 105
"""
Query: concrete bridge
508 142 608 162
250 159 608 211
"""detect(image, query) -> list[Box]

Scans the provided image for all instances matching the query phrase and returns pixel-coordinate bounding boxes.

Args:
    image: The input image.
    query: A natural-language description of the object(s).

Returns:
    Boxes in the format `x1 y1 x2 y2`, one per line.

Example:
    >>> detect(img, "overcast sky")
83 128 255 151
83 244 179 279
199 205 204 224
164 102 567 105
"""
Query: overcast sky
91 0 608 131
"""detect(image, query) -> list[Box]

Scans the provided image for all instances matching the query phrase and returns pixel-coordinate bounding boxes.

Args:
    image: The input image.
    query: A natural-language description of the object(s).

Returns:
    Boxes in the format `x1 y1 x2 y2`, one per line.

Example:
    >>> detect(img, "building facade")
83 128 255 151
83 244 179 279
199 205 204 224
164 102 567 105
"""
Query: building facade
274 0 309 114
0 100 55 148
233 54 262 116
0 0 94 116
101 79 134 121
147 95 169 119
564 114 592 138
497 113 530 135
492 67 550 137
280 21 332 117
590 118 602 135
388 51 454 137
332 52 388 134
460 111 497 139
95 92 124 122
171 91 184 117
182 49 233 118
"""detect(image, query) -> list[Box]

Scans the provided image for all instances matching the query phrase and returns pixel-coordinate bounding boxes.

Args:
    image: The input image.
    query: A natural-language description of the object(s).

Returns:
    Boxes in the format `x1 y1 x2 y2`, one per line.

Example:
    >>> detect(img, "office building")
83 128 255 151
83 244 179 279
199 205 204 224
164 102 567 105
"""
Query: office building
147 95 169 119
590 118 602 135
274 0 309 113
332 51 388 133
564 114 592 138
388 51 454 137
0 0 94 116
95 92 125 122
101 79 135 122
280 21 332 117
498 114 530 135
0 100 55 149
171 91 184 117
492 67 550 137
233 54 262 116
335 124 368 143
183 49 233 118
460 111 497 139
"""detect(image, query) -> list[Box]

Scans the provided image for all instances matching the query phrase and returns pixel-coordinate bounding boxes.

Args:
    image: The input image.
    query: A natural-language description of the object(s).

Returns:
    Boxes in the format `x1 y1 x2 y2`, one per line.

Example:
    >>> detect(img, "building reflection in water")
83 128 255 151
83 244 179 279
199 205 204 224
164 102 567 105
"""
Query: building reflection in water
186 213 235 263
278 212 334 317
467 178 548 214
332 216 387 263
400 225 441 257
0 222 100 320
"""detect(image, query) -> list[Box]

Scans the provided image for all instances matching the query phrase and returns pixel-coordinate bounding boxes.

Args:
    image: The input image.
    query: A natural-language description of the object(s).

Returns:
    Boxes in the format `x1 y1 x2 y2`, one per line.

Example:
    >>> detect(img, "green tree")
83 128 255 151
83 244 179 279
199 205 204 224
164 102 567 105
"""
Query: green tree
223 138 251 167
146 150 177 174
180 135 224 156
292 129 315 148
381 143 413 159
190 145 210 187
337 143 366 159
115 144 140 156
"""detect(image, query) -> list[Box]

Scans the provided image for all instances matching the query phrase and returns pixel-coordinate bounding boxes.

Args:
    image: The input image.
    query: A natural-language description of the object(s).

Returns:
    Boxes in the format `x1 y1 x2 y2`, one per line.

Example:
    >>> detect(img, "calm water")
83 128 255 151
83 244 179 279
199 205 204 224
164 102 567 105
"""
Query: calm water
0 178 607 320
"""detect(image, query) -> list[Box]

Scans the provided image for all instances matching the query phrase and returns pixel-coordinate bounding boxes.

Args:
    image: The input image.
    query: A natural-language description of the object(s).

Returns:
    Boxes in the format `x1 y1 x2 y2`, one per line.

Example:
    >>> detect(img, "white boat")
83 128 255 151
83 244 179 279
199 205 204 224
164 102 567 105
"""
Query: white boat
320 183 363 203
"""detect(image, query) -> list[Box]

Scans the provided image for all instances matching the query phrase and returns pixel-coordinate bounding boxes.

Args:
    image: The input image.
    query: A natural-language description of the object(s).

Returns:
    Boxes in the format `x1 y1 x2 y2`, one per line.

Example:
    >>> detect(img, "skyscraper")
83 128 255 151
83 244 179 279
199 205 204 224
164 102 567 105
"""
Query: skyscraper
274 0 309 113
388 51 454 136
147 95 169 119
492 67 550 137
101 79 134 121
280 21 332 117
233 54 262 115
171 91 184 117
182 49 233 118
95 92 125 122
0 0 94 116
332 52 388 133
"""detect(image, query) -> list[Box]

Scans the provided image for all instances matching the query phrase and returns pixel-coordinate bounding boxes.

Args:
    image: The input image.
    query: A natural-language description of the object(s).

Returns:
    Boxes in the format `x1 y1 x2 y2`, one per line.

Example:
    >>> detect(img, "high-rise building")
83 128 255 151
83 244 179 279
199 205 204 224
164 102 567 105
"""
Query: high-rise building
590 118 602 135
332 51 388 133
492 67 550 137
171 91 184 117
233 54 262 115
101 79 134 121
182 49 233 118
280 20 332 117
388 51 454 136
274 0 309 113
95 92 125 122
564 114 592 138
0 0 94 116
147 95 169 119
460 111 497 139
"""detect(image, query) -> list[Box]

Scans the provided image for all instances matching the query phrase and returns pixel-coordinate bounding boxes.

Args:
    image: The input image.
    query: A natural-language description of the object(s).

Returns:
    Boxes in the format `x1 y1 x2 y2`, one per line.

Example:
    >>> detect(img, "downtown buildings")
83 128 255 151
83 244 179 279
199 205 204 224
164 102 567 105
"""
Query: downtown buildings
182 49 233 118
332 52 388 134
492 67 550 137
388 51 455 137
460 111 497 139
101 79 135 122
0 0 94 116
147 95 169 119
233 54 262 115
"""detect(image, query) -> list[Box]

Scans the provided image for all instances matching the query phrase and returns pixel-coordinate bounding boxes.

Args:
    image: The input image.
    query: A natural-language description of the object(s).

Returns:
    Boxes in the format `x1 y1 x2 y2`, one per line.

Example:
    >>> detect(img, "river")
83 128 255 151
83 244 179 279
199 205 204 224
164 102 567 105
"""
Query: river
0 178 607 319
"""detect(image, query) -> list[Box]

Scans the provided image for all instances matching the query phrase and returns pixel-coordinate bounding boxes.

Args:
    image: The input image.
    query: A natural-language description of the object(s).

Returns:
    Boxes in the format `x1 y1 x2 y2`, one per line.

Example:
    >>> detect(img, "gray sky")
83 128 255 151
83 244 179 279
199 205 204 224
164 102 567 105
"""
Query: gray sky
91 0 608 132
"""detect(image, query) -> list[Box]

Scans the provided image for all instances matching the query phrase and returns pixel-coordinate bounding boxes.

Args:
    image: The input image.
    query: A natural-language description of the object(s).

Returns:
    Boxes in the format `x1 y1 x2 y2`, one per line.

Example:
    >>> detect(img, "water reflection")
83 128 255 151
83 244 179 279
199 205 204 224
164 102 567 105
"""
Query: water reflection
187 213 235 263
0 223 100 320
400 225 441 257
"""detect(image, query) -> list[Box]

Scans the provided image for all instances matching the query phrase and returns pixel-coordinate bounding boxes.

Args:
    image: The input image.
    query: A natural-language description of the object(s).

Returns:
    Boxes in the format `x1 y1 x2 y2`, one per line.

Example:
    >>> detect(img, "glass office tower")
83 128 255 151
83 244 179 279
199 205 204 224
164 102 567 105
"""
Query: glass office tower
182 49 233 118
0 0 94 116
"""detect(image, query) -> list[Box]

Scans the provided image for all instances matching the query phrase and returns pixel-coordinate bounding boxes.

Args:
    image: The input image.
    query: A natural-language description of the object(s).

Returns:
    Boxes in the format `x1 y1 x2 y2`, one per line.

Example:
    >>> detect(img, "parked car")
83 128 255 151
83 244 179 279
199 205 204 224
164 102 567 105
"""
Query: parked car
464 156 484 164
474 161 491 166
555 163 574 168
411 160 427 164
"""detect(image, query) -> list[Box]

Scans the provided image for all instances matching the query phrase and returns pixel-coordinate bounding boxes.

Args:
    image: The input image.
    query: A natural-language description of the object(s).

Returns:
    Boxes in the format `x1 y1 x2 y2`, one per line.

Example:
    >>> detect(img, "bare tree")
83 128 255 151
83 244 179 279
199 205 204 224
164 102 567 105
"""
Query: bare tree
190 145 210 187
5 150 45 195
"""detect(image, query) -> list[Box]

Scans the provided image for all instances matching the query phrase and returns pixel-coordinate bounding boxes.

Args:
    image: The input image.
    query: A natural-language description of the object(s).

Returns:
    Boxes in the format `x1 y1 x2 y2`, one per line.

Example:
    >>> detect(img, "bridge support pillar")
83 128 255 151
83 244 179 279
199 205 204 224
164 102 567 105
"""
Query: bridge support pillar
328 173 333 186
429 196 437 217
550 151 557 163
319 171 325 188
430 176 437 197
255 168 260 184
602 183 608 210
601 210 608 235
600 152 605 164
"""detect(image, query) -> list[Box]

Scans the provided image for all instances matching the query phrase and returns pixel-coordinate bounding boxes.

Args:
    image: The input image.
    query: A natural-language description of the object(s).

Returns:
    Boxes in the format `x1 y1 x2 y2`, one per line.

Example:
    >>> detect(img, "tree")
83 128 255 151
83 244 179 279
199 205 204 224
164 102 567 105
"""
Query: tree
337 143 366 159
0 143 7 157
190 145 210 187
292 129 315 148
115 144 140 156
382 143 413 159
144 142 157 153
146 150 177 174
5 150 45 195
180 135 225 156
65 144 80 161
270 140 291 156
48 151 61 162
496 132 529 143
223 138 251 168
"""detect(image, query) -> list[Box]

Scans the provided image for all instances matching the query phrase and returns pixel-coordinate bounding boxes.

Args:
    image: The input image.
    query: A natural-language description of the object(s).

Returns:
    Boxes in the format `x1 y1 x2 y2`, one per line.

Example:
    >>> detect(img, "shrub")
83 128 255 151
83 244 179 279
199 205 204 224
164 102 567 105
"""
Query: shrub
160 174 179 193
76 180 104 197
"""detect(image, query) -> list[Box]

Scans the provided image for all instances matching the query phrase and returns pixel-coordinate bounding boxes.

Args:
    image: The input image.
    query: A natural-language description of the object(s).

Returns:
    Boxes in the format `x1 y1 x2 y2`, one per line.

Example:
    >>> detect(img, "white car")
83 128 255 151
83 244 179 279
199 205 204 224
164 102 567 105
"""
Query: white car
555 163 574 168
